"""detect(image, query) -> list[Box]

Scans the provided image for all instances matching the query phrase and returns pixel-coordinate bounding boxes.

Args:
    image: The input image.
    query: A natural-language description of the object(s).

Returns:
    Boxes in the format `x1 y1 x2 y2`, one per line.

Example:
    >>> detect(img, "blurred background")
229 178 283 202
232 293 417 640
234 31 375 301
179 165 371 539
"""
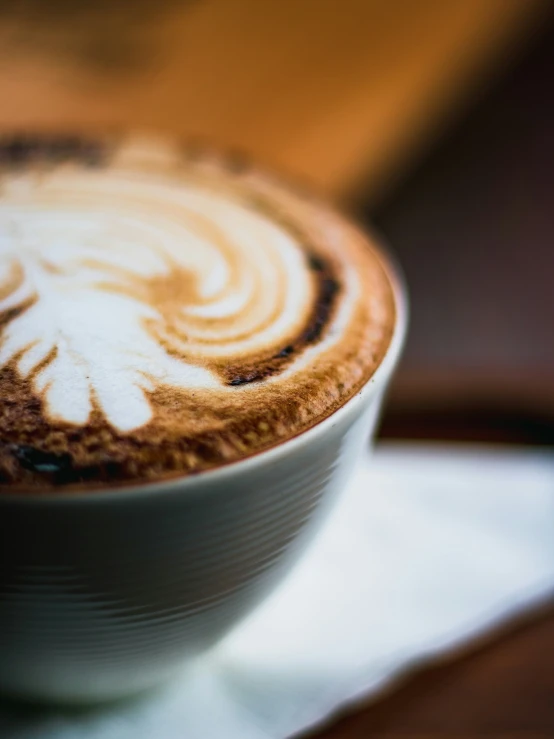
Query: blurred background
0 0 551 447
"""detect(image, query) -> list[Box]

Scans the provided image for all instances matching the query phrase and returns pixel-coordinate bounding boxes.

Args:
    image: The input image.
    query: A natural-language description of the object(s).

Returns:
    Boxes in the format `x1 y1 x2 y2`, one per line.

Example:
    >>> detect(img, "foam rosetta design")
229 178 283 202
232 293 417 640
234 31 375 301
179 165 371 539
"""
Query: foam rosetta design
0 169 316 433
0 137 396 487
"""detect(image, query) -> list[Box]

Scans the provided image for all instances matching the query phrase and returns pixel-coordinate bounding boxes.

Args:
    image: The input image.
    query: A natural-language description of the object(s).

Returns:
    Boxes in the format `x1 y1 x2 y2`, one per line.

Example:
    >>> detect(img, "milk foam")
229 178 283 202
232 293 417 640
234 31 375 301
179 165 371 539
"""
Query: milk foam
0 166 322 433
0 136 396 488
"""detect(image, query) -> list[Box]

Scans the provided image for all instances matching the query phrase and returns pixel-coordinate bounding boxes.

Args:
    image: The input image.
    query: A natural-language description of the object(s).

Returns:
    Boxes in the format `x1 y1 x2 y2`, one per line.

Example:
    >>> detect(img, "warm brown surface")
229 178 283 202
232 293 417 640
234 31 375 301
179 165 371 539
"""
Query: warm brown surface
373 11 554 439
313 604 554 737
0 0 547 202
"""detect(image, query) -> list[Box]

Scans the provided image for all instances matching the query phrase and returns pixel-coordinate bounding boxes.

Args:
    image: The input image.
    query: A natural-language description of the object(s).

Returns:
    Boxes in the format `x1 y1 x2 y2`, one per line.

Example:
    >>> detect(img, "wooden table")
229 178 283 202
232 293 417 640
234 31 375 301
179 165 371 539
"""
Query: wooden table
0 0 546 203
315 606 554 737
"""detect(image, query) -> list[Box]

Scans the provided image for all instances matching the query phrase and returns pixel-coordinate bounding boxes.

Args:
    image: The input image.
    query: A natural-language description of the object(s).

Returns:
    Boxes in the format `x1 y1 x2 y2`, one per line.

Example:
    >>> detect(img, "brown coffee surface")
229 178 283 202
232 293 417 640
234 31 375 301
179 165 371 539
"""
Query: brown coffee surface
0 134 395 491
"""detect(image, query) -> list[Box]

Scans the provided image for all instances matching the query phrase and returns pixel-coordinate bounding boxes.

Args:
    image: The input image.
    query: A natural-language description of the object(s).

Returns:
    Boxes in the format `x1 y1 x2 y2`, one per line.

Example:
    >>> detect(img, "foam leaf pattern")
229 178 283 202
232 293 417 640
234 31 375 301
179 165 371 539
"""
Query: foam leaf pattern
0 171 316 434
0 244 218 433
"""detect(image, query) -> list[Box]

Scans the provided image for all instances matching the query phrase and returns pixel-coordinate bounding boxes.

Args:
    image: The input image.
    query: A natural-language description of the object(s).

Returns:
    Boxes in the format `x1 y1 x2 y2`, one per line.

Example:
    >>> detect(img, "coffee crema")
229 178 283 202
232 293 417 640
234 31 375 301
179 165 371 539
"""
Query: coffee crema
0 134 395 490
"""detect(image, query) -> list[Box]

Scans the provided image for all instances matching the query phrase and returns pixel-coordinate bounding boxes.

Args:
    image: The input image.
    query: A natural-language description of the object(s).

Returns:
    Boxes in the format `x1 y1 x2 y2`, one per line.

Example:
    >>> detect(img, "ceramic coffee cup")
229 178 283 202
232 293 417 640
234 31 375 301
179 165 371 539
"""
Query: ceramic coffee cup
0 241 406 705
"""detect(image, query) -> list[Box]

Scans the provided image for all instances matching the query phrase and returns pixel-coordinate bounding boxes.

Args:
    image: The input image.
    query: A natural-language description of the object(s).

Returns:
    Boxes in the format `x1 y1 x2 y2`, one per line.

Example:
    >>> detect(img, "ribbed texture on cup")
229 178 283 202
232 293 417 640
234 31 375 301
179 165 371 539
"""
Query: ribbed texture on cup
0 408 374 703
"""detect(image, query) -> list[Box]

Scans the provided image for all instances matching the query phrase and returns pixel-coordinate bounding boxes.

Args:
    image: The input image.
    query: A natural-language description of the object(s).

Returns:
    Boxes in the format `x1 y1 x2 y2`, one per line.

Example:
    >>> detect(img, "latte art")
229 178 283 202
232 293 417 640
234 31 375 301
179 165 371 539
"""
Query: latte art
0 179 317 432
0 135 395 489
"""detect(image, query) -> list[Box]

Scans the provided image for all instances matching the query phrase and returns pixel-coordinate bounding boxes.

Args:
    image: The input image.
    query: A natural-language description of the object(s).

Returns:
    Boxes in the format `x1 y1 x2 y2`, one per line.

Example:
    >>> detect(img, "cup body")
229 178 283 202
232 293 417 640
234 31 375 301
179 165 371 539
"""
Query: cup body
0 246 406 704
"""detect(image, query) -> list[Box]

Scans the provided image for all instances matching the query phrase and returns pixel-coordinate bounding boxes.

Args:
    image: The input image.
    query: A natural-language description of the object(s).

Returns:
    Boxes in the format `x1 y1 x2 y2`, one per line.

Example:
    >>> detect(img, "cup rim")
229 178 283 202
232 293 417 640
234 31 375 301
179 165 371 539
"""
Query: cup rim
0 230 408 506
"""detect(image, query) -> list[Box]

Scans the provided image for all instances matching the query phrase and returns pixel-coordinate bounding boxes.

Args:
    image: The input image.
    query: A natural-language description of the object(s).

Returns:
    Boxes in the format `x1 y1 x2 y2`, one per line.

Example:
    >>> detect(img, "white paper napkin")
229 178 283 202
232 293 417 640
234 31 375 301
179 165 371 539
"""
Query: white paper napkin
2 442 554 739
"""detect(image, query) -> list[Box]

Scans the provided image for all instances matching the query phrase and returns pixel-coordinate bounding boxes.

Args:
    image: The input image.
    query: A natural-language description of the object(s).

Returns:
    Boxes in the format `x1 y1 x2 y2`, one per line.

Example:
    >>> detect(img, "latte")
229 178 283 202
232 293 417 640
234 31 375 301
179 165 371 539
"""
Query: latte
0 134 395 490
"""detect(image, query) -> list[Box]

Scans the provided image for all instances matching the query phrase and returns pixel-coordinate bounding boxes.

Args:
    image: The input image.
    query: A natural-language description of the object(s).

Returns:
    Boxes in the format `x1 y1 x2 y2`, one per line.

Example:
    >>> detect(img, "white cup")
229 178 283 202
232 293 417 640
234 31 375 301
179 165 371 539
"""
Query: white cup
0 240 407 704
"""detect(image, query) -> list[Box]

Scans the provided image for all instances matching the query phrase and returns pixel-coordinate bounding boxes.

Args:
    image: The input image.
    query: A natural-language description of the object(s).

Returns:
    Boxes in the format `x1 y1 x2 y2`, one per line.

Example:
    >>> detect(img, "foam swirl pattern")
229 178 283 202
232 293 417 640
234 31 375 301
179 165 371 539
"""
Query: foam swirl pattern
0 134 395 489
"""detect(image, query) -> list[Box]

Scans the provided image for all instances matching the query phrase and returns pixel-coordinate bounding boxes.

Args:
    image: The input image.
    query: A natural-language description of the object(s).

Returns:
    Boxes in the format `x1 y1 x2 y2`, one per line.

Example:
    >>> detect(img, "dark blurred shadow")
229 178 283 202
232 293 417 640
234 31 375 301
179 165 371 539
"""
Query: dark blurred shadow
0 679 171 737
368 12 554 445
0 0 197 73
